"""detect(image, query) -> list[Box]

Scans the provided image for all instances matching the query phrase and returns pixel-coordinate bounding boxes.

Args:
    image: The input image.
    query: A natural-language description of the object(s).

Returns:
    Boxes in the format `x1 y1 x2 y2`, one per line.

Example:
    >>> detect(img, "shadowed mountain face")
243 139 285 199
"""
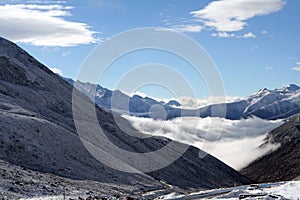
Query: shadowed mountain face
0 37 252 194
65 78 300 120
241 114 300 183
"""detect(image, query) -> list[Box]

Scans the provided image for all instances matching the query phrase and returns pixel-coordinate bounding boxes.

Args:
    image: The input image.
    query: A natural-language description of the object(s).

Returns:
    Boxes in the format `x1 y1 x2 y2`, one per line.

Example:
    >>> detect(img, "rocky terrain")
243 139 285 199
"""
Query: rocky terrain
0 37 252 198
0 159 133 200
241 114 300 183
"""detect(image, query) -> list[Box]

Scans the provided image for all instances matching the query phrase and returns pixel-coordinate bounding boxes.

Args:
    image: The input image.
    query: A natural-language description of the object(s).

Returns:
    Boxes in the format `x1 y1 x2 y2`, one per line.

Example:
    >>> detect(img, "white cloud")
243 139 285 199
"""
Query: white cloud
265 66 273 70
62 51 71 57
176 96 240 109
191 0 286 32
0 4 98 46
293 67 300 71
288 57 295 60
240 32 256 38
211 32 256 39
157 24 203 33
27 0 66 3
261 30 268 34
251 45 259 51
5 0 67 3
211 32 235 38
9 4 73 10
41 46 60 52
292 62 300 71
200 135 280 170
123 115 283 170
49 67 62 75
171 25 203 33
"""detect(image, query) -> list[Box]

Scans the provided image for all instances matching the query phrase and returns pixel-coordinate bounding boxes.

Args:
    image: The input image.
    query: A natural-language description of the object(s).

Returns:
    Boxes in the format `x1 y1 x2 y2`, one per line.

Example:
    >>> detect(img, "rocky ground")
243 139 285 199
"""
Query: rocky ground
0 159 133 199
0 159 188 200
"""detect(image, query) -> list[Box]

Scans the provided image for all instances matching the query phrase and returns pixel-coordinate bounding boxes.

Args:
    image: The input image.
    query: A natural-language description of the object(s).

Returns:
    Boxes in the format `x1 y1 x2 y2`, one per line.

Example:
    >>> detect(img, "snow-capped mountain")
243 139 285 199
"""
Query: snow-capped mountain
242 84 300 119
64 78 179 117
177 84 300 120
66 77 300 120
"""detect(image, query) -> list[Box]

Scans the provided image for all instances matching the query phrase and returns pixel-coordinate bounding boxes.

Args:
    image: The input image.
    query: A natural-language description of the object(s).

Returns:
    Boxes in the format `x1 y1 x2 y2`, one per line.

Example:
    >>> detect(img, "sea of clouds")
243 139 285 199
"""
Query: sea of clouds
122 115 284 170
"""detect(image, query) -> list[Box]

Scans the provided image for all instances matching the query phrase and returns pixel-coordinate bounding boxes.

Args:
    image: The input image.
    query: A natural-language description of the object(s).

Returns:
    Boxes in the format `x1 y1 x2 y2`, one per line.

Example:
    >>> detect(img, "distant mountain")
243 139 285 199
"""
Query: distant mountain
193 84 300 120
0 37 251 197
166 100 181 107
64 78 179 117
241 114 300 182
66 78 300 120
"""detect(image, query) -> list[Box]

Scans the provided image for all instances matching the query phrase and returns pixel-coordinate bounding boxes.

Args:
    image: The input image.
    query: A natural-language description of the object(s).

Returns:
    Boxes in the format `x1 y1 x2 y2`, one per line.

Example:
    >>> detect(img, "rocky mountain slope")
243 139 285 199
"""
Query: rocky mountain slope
0 37 252 198
66 78 300 120
241 114 300 183
0 159 129 199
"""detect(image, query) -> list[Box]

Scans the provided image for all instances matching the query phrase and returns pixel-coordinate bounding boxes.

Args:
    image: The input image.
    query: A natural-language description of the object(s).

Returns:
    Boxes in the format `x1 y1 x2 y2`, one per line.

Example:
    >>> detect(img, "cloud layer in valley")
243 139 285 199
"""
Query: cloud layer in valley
123 115 283 170
0 3 98 46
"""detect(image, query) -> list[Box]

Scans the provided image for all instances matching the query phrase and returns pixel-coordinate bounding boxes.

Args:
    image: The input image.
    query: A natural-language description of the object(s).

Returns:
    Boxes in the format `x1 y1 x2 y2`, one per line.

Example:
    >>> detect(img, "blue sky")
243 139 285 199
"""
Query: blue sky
0 0 299 98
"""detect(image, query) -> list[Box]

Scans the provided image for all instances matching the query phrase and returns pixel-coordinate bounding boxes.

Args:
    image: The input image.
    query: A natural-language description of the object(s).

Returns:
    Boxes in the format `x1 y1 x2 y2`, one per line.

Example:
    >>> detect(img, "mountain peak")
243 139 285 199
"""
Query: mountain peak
0 36 10 44
280 84 300 93
0 37 25 56
258 87 269 92
166 100 181 107
252 87 270 97
252 84 300 97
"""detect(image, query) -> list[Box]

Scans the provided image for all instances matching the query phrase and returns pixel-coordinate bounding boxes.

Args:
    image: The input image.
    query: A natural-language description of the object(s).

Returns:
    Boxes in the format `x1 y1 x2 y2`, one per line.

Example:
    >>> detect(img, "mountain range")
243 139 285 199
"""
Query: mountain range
0 37 252 198
65 78 300 120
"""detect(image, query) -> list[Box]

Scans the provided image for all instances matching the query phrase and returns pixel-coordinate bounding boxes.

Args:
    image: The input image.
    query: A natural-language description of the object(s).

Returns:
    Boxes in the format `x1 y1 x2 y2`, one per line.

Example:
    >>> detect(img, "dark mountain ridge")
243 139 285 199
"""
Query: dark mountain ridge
241 114 300 182
0 37 251 197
